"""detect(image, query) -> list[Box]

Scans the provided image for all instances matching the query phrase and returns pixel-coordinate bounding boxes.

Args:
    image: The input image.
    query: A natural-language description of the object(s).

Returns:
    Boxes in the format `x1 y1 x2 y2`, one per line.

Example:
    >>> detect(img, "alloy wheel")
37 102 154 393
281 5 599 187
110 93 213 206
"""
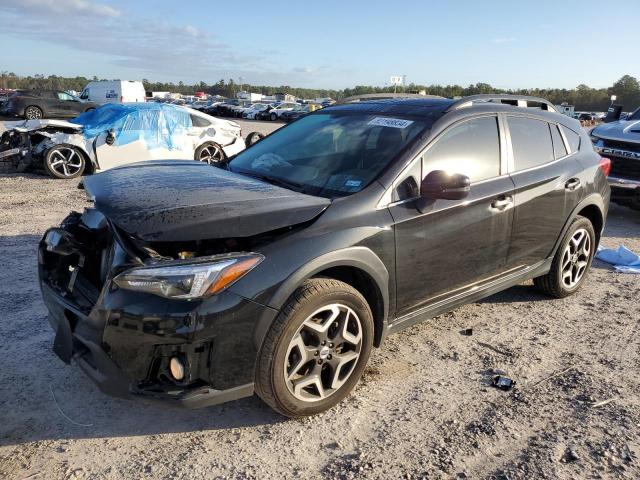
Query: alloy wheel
560 228 591 288
198 144 224 164
47 147 83 177
284 303 363 402
25 107 42 119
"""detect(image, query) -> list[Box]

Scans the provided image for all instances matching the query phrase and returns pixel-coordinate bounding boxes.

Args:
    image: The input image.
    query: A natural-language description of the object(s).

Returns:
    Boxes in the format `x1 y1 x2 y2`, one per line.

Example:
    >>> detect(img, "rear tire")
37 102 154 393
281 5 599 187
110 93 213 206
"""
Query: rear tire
255 278 374 417
534 215 596 298
195 142 225 165
245 131 264 147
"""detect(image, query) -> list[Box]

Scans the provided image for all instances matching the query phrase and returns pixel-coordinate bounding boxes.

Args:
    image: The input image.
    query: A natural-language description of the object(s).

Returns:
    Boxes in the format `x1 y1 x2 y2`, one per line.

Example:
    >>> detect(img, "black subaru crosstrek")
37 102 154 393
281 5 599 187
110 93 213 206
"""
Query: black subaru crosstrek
39 95 610 417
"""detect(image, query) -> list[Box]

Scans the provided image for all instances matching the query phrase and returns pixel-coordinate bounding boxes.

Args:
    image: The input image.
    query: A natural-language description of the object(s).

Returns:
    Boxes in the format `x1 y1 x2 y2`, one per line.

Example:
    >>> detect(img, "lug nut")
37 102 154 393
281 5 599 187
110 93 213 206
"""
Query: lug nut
314 350 319 356
321 341 326 346
317 359 323 365
327 354 332 360
329 343 334 348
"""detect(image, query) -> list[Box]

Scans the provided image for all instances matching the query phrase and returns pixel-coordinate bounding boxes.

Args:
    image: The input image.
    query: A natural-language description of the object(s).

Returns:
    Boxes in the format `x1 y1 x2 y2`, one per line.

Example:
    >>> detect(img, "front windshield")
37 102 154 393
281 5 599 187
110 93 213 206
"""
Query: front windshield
229 112 428 198
626 107 640 121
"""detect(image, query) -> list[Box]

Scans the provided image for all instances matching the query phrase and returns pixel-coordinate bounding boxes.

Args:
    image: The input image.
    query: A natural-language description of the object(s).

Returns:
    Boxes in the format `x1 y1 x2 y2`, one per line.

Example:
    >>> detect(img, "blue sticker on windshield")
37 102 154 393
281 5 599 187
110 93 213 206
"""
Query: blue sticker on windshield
345 179 362 188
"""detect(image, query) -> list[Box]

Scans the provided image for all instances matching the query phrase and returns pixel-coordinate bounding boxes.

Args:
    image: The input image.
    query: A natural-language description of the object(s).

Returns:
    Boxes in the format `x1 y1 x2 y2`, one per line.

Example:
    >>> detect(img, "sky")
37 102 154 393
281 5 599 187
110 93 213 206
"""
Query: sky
0 0 638 90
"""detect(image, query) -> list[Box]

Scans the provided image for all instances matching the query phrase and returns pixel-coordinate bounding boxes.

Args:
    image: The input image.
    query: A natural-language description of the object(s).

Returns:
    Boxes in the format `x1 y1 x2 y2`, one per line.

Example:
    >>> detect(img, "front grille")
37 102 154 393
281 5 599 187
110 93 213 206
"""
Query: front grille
602 139 640 153
609 155 640 181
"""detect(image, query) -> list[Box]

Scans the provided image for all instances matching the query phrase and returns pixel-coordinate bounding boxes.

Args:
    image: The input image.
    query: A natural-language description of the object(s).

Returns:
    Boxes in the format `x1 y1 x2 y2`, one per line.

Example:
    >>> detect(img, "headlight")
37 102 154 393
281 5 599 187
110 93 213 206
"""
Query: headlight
113 254 263 299
590 133 600 144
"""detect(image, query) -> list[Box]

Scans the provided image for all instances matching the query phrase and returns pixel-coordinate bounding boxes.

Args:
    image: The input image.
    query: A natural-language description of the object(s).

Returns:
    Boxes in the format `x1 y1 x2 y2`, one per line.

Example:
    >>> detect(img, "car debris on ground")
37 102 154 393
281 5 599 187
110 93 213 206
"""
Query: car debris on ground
596 245 640 273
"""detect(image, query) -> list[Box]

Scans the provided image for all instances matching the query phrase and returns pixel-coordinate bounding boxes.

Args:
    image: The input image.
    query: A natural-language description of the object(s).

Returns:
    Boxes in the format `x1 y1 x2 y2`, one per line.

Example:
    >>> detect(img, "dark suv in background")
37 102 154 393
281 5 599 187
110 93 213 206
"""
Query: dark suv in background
39 95 610 417
2 90 98 119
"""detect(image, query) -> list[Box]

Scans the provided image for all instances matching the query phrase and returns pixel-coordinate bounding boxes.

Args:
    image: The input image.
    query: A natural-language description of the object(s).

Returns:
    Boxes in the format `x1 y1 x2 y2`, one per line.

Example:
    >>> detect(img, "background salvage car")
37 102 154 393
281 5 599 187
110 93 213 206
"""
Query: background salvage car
0 102 244 178
590 105 640 210
1 90 98 119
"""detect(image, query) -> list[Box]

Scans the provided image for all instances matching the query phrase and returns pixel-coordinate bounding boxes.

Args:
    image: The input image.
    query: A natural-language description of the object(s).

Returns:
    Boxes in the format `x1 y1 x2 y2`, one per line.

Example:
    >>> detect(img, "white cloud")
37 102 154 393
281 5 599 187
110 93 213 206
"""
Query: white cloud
15 0 120 17
0 1 342 86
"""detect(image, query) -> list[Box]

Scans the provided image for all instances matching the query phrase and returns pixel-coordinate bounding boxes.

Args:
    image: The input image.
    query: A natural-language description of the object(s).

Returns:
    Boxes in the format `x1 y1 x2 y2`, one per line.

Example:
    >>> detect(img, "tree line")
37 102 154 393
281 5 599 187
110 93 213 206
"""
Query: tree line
1 71 639 111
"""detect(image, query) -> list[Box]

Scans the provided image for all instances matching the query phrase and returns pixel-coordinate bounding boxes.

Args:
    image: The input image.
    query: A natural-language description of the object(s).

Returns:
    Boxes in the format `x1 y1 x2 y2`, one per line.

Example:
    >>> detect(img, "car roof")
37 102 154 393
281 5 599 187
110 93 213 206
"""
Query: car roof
325 98 455 117
324 95 570 127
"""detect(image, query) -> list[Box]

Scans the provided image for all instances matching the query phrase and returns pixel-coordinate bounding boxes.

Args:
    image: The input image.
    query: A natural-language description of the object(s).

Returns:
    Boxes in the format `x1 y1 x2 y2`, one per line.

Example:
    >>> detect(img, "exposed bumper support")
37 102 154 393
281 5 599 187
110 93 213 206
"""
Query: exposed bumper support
608 176 640 189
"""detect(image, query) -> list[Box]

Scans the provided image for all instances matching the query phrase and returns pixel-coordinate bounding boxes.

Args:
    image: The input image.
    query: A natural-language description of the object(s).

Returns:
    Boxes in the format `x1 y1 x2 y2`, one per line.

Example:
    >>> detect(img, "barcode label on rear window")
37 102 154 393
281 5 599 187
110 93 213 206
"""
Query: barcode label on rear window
368 117 414 129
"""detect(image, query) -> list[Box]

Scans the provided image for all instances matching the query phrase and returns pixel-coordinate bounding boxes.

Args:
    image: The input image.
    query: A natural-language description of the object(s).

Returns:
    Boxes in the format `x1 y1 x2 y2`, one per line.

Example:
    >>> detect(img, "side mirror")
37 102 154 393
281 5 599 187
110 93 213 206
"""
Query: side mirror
105 129 116 146
421 170 470 200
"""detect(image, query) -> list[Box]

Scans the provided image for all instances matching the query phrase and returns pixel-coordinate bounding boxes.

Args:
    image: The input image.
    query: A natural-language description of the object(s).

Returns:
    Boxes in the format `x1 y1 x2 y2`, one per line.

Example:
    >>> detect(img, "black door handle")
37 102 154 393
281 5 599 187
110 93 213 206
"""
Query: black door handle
565 178 581 191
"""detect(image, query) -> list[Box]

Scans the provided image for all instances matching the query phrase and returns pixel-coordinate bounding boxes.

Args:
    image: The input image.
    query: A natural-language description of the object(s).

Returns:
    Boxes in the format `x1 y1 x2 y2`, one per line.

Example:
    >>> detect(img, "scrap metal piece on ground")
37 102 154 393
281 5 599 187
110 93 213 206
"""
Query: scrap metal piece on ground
492 375 516 391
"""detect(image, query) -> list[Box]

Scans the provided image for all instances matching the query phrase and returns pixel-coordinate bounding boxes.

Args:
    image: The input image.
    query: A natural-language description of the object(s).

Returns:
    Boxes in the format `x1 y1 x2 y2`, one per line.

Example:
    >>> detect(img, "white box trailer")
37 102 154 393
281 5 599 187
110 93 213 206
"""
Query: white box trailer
80 80 146 104
237 91 264 102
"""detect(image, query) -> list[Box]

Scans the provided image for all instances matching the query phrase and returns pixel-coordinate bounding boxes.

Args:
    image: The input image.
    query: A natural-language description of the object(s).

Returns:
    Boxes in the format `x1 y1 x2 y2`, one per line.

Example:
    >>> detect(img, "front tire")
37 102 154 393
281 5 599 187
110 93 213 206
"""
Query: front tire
255 278 374 417
24 106 43 120
270 112 278 121
43 145 86 179
534 215 596 298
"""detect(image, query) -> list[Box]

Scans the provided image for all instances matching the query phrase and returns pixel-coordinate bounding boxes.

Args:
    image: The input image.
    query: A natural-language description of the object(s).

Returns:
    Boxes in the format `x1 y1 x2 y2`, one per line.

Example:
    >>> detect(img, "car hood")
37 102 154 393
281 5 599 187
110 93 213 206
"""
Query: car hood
82 161 331 242
593 119 640 144
5 119 83 133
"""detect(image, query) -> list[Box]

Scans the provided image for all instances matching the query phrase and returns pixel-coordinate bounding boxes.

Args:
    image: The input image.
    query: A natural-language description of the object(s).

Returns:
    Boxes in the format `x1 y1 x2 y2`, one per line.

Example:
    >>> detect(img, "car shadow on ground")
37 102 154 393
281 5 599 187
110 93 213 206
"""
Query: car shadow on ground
480 283 551 304
0 234 286 447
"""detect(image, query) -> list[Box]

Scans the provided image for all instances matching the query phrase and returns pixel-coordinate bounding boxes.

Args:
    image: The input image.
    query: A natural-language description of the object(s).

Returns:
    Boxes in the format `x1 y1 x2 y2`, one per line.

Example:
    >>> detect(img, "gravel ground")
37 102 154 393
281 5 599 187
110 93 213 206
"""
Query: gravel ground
0 120 639 479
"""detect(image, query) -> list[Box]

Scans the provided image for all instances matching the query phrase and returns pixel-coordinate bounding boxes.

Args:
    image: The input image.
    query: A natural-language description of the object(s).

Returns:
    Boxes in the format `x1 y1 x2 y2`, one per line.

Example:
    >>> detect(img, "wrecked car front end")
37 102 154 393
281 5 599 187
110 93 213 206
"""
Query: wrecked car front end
38 161 331 407
38 213 272 407
0 120 88 173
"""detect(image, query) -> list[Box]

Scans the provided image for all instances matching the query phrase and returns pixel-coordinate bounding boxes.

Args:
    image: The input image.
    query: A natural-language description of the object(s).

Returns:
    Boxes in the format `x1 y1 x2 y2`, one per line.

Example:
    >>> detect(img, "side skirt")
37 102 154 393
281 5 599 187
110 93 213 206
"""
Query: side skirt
384 258 552 338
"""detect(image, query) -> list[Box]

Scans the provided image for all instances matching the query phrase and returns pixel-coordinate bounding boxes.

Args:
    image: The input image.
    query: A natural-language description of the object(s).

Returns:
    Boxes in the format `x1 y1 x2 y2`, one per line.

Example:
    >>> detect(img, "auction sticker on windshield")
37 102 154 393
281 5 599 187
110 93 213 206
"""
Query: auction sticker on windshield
368 117 414 129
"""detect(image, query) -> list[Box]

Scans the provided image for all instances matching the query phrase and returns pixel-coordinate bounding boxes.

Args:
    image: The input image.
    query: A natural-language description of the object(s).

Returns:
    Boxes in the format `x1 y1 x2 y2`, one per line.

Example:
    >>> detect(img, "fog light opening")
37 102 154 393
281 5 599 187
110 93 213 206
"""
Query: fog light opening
169 356 185 381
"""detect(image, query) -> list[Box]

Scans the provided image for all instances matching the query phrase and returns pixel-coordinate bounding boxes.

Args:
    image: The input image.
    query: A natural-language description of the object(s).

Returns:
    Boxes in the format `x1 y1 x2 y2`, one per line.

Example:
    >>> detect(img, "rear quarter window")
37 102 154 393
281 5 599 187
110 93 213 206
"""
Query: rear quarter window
508 117 554 170
549 124 568 159
560 125 581 153
190 114 211 127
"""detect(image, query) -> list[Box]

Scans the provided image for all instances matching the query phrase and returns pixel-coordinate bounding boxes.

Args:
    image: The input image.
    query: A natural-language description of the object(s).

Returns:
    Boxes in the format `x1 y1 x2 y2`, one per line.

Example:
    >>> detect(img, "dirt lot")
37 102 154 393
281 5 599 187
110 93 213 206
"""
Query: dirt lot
0 121 639 479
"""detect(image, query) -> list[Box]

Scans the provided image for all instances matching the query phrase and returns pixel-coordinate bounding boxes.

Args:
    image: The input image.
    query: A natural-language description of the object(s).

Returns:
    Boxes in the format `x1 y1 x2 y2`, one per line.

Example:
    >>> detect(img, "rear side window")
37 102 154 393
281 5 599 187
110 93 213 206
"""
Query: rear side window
549 124 568 159
422 116 500 182
508 117 554 170
560 125 580 153
190 114 211 127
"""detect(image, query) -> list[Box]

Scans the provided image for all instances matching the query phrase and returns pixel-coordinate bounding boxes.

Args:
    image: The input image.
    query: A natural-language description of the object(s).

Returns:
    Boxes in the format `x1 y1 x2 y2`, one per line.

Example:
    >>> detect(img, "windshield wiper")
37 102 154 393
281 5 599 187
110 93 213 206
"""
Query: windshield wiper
243 172 305 192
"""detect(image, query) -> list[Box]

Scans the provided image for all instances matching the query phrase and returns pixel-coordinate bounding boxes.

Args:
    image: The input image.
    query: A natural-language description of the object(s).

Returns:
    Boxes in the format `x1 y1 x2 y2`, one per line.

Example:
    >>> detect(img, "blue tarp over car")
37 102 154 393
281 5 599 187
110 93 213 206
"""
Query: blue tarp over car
70 103 191 150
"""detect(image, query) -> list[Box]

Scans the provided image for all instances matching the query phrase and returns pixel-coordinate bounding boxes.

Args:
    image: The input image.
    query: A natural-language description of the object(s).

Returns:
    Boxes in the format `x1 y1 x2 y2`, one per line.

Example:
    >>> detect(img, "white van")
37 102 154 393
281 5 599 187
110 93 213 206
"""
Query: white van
80 80 146 104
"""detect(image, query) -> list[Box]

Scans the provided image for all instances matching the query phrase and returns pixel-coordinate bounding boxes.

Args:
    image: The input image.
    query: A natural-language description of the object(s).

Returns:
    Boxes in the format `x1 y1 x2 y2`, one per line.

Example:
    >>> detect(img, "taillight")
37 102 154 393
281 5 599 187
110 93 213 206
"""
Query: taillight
120 96 124 103
599 157 611 177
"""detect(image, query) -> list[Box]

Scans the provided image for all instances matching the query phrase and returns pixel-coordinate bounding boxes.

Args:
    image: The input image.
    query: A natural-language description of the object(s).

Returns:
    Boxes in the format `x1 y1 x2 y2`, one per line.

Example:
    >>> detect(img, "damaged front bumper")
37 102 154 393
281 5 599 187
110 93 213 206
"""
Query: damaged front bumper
38 211 277 408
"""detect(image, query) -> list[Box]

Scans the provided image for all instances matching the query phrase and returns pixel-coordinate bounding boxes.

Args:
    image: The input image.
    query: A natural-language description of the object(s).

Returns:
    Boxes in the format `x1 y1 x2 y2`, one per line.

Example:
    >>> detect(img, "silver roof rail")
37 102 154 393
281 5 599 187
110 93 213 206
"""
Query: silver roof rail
447 94 558 113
